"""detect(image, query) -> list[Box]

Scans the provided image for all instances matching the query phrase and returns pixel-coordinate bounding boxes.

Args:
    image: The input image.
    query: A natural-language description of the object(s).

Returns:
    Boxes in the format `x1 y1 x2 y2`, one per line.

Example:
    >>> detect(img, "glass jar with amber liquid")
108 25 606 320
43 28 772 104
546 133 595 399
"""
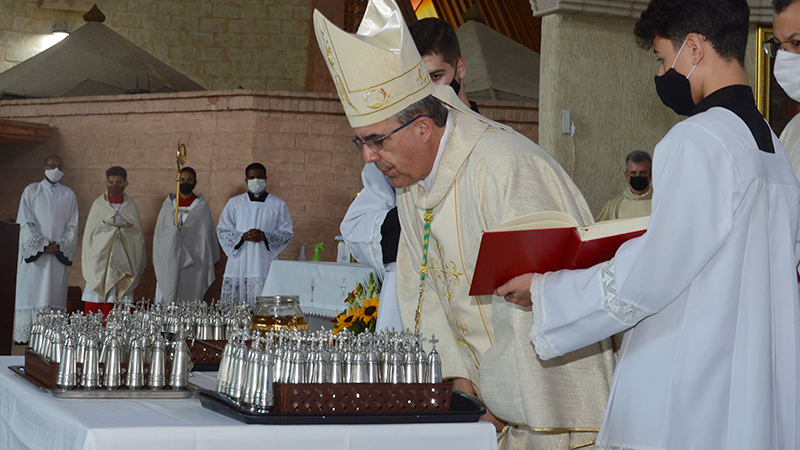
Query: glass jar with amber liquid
250 295 307 335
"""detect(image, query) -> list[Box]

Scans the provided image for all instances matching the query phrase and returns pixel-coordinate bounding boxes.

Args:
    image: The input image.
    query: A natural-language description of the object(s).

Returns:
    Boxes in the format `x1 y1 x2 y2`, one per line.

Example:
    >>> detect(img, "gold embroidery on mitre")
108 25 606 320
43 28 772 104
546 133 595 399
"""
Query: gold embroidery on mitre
413 65 430 85
317 22 359 114
447 311 468 337
362 88 397 110
429 242 463 304
333 75 358 113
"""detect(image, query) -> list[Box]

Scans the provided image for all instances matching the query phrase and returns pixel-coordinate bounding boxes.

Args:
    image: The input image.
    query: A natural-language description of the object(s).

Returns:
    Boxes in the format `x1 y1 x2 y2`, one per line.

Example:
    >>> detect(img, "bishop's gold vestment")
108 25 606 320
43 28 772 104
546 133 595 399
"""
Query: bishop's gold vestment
396 109 616 449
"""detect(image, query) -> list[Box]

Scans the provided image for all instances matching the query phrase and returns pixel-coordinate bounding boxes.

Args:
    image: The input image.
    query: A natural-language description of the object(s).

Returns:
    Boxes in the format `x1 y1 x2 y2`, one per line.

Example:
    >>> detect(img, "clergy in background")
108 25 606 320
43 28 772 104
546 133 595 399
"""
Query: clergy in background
340 18 478 332
81 166 146 316
217 163 293 303
13 155 78 343
316 2 615 448
153 167 220 303
499 0 800 448
595 150 653 221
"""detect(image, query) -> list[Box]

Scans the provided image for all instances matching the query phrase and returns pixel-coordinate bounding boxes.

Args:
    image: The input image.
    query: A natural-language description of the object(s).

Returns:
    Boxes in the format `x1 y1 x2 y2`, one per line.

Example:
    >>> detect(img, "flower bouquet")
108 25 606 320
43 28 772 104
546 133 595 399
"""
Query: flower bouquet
333 272 381 335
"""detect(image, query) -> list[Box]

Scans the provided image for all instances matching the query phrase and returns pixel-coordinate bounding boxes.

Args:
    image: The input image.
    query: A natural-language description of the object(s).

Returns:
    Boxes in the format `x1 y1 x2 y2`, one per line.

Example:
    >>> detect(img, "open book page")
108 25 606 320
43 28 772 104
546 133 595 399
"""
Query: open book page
495 211 580 232
578 215 649 241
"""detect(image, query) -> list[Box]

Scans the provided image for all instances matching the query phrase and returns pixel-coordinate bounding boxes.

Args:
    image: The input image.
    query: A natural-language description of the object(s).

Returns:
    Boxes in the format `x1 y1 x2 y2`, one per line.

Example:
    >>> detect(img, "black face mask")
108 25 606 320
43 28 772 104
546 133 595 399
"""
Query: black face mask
629 176 649 192
654 68 696 116
449 76 461 95
180 183 195 195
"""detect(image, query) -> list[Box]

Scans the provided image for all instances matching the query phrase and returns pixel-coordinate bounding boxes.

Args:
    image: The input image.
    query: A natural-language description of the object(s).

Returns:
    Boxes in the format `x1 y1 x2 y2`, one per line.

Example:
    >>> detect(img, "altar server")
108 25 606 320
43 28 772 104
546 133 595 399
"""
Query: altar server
153 167 220 303
317 2 615 448
81 166 146 315
340 18 479 332
13 155 78 343
217 163 293 303
498 1 800 448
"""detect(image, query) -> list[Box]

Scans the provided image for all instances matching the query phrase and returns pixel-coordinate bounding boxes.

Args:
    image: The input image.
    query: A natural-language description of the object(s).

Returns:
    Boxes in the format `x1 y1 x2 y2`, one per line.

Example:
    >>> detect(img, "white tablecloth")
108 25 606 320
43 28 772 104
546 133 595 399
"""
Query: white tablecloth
0 356 497 450
261 261 377 318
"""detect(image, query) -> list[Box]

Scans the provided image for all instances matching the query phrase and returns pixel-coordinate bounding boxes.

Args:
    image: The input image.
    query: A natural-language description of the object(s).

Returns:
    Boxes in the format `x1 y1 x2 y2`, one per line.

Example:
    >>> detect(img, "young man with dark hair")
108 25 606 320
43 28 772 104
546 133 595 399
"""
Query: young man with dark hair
217 163 293 303
81 166 145 316
153 167 220 303
409 18 476 112
498 0 800 448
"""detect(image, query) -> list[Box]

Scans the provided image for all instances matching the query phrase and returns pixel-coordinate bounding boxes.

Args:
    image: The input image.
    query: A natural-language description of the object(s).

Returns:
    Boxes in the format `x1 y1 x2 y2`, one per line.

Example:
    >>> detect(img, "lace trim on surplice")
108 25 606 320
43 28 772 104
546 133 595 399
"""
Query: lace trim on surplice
220 277 267 304
56 225 78 261
601 259 653 325
19 223 47 260
528 272 561 360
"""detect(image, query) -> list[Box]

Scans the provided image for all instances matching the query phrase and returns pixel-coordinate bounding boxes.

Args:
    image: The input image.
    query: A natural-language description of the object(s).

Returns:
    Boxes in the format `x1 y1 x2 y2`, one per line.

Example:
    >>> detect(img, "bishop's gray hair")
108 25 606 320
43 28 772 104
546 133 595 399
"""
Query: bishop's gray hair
625 150 652 169
391 95 449 128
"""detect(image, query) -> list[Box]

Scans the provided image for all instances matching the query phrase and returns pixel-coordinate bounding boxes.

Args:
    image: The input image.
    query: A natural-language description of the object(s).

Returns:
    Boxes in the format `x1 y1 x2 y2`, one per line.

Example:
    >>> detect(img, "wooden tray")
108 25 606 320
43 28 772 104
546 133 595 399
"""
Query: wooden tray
197 388 485 425
8 365 196 399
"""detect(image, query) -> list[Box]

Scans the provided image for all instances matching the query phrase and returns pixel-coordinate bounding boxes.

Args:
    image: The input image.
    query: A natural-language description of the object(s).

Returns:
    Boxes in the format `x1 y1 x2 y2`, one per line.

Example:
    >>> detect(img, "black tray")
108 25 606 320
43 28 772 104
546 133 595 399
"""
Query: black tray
197 388 486 425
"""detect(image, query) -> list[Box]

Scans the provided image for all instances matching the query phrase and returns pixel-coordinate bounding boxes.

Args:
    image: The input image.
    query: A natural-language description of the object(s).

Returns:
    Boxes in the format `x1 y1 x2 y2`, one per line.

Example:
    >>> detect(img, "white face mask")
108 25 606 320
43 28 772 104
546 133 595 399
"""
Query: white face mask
45 168 64 183
247 178 266 194
774 50 800 103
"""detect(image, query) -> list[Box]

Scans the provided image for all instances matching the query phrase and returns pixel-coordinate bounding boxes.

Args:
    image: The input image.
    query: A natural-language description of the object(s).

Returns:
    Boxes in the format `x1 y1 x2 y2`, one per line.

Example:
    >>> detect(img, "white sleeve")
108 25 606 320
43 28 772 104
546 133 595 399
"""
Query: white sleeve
266 201 293 257
531 122 736 359
339 163 396 270
216 199 243 258
17 187 47 259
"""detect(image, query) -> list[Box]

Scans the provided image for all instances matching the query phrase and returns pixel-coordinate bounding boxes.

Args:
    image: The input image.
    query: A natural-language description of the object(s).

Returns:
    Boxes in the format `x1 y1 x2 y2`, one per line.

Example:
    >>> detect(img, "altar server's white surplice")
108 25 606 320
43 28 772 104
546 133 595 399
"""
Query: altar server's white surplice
153 194 220 303
532 102 800 449
14 179 78 342
340 162 402 331
217 193 293 303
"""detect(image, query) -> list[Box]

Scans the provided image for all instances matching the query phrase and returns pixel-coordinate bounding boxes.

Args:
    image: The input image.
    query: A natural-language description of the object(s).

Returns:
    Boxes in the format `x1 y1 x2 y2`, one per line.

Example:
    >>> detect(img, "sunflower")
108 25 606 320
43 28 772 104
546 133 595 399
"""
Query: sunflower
334 312 357 333
362 297 379 322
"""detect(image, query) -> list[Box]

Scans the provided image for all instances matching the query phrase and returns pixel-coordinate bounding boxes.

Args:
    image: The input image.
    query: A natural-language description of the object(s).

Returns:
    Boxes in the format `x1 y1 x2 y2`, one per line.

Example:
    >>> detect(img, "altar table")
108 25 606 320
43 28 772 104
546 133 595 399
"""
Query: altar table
0 356 497 450
261 260 377 318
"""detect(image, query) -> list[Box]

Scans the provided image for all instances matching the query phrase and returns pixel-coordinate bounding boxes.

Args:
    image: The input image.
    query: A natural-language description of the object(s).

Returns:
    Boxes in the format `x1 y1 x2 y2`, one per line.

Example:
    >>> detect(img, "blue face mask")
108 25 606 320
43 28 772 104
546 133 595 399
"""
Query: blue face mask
654 40 697 116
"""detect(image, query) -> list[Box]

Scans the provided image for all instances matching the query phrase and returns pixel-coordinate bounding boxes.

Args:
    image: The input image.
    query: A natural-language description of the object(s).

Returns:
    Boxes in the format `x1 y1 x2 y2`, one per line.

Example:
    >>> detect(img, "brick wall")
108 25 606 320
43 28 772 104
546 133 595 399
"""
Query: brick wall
0 90 538 301
0 90 362 300
0 0 313 91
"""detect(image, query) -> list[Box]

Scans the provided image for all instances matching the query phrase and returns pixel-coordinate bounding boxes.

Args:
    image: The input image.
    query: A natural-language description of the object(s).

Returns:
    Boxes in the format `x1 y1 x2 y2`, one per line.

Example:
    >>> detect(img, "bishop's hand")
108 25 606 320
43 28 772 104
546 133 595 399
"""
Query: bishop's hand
495 273 534 307
452 377 506 432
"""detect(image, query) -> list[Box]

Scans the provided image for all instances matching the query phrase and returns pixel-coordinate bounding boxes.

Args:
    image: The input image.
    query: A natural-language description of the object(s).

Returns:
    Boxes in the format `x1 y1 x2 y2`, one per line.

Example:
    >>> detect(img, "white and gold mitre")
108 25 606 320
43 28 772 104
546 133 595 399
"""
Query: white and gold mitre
313 0 434 128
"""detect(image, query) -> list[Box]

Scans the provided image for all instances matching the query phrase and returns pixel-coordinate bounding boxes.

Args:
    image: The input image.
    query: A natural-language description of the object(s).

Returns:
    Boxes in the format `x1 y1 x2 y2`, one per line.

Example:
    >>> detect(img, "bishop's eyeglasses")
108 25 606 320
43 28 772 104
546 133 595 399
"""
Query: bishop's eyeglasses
352 115 433 152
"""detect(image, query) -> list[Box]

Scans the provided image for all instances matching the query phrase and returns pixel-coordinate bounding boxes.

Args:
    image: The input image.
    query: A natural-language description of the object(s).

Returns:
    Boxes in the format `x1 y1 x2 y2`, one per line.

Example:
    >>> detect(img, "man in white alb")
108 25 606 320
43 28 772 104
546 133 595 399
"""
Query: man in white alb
217 163 293 303
81 166 146 316
498 0 800 448
153 167 220 303
13 155 78 343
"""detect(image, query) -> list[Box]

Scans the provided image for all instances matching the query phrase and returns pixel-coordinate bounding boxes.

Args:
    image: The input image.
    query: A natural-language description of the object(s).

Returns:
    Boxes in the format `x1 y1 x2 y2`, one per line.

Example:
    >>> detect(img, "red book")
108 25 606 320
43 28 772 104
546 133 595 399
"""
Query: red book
469 212 648 296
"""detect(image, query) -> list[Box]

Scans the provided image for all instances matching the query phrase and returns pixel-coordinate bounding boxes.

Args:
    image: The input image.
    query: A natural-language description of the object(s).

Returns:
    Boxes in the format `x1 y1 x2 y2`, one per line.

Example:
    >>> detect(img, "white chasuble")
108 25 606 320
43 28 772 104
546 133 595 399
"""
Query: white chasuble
217 193 293 304
14 180 79 342
396 109 615 445
153 195 220 303
81 193 146 303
